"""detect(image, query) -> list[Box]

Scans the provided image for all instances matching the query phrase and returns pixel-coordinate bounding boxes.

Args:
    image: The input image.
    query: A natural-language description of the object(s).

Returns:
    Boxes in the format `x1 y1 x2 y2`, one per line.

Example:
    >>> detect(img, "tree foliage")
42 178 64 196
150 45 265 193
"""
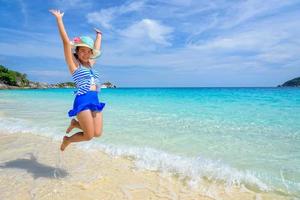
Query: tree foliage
282 77 300 87
0 65 30 86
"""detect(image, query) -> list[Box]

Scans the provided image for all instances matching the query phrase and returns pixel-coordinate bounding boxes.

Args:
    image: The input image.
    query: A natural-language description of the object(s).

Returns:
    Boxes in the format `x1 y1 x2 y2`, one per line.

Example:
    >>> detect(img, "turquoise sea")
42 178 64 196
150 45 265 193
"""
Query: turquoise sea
0 88 299 198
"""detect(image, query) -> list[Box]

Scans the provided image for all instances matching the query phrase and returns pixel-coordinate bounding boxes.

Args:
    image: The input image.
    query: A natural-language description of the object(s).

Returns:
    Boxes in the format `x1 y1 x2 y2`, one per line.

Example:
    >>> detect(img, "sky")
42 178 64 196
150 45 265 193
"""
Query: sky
0 0 300 87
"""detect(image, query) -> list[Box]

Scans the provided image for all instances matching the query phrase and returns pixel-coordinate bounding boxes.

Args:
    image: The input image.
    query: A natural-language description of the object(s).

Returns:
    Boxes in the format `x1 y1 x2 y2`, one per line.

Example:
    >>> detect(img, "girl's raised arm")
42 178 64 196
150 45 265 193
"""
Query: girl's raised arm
93 28 102 51
90 28 102 66
49 9 77 74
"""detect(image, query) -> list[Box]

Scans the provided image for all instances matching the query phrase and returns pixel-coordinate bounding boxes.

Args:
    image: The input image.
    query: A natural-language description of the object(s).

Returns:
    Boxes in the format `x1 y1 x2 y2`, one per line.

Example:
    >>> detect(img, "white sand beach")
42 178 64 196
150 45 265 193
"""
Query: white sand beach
0 133 289 200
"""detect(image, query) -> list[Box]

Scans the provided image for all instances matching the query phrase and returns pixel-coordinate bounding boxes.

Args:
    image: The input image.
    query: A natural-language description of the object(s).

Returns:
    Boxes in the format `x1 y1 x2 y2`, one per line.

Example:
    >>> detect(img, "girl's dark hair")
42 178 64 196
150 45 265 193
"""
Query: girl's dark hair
73 47 79 58
73 47 81 64
73 53 79 59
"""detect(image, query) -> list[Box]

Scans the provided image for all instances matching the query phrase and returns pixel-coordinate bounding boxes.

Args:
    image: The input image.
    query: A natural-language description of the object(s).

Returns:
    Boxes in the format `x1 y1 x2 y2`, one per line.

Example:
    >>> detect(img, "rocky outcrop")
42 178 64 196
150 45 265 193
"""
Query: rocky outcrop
101 82 117 88
0 65 116 89
0 82 19 89
0 81 117 89
0 81 76 89
27 81 75 89
278 77 300 87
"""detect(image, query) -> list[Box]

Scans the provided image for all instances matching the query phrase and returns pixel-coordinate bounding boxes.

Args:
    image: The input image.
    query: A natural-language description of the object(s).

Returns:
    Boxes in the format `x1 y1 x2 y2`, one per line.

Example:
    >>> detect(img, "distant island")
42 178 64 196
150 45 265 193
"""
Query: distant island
0 65 116 89
278 77 300 87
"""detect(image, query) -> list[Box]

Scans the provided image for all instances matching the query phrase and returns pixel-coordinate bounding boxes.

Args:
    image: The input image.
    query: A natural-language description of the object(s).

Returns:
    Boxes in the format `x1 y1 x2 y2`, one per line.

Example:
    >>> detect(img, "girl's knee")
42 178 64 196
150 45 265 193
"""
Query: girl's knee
94 130 102 138
84 133 94 141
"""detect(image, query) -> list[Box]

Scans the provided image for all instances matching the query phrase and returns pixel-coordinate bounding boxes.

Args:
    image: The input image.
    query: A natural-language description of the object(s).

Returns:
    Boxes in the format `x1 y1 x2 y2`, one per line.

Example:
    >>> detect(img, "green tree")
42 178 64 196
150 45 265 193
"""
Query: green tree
0 65 30 86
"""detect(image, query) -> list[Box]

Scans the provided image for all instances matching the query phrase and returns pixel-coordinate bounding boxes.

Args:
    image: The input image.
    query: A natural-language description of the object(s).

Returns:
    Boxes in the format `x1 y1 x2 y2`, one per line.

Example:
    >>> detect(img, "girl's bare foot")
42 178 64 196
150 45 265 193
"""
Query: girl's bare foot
66 119 77 133
60 136 71 151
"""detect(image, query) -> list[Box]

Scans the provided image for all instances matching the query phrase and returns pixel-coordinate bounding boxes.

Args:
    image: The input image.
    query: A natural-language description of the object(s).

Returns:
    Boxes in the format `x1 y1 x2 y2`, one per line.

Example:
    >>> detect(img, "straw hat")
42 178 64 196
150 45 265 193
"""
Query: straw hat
70 36 101 59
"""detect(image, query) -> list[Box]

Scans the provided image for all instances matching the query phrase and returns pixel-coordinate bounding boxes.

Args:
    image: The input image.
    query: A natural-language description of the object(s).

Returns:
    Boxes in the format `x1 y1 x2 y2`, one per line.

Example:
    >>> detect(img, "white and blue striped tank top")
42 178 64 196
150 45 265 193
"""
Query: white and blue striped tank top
72 65 101 96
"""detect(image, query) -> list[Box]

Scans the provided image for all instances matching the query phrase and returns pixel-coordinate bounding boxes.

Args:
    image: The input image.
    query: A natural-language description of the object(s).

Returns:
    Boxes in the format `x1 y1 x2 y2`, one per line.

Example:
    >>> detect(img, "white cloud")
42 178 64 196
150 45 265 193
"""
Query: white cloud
0 42 62 59
99 8 300 73
27 70 69 78
120 1 144 13
0 28 64 59
87 9 114 29
54 0 92 10
18 0 28 26
86 1 144 29
154 0 193 7
153 0 300 45
120 19 173 45
181 2 300 66
219 0 299 29
0 27 58 43
257 40 300 64
187 29 286 51
2 0 300 86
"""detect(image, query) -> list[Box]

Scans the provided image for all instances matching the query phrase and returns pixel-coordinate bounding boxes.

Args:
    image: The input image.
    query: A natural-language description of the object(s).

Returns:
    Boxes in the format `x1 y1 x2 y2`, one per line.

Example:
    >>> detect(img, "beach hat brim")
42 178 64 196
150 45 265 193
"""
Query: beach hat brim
71 42 101 59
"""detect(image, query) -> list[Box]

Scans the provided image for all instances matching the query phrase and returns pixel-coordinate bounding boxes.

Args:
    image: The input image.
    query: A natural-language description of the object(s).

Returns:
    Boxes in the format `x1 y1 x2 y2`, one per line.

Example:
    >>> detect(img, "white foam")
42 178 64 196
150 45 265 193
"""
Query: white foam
79 142 270 192
0 116 61 141
0 116 294 195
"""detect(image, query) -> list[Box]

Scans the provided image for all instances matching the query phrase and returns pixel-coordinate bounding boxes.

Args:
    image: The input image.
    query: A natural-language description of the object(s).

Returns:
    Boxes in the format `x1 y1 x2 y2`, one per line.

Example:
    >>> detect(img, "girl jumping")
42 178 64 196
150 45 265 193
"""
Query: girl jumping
50 9 105 151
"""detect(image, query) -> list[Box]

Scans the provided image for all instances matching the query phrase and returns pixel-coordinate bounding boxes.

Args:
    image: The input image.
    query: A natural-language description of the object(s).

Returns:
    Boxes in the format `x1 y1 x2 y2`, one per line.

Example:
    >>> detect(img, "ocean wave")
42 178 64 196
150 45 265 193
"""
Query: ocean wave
1 116 298 197
79 142 273 192
0 117 61 141
83 143 300 197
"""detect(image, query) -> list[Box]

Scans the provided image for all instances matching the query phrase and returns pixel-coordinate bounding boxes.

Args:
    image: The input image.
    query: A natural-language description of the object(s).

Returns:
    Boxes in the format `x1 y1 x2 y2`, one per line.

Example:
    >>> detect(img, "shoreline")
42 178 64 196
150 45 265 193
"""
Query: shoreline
0 83 116 90
0 132 290 200
1 86 300 90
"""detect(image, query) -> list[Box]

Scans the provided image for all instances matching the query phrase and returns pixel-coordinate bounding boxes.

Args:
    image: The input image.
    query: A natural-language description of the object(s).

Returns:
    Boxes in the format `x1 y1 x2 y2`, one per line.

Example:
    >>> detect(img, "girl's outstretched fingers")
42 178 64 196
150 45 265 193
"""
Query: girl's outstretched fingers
94 28 102 35
49 9 64 18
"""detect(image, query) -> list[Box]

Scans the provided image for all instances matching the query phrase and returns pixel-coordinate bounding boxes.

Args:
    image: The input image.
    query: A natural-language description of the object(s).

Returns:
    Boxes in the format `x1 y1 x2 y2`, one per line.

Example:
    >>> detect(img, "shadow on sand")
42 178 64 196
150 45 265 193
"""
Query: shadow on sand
0 153 68 179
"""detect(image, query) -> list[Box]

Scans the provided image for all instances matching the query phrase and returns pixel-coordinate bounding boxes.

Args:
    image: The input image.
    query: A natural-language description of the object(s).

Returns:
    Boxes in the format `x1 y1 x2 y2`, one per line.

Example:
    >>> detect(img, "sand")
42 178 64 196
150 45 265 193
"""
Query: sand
0 133 289 200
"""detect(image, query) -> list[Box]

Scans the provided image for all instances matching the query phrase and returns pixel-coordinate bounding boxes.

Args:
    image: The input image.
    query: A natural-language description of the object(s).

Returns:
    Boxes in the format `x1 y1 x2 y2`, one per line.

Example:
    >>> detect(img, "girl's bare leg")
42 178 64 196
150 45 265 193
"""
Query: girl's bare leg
66 118 81 133
92 111 103 137
61 110 95 151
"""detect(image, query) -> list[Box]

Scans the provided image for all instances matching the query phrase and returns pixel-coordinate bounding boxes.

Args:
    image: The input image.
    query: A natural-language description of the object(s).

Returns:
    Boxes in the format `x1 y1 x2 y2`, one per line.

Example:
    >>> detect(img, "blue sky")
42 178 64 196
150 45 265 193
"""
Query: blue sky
0 0 300 87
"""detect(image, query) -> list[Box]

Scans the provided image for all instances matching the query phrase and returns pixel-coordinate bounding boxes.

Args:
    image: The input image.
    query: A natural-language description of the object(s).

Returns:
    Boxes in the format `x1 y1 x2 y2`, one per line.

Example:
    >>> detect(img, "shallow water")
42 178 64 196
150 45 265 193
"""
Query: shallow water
0 87 299 198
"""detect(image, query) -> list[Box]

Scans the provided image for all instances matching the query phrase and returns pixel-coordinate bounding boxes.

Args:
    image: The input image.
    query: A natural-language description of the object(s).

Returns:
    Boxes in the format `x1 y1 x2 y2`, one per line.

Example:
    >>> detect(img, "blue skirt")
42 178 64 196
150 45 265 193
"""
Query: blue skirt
68 91 105 117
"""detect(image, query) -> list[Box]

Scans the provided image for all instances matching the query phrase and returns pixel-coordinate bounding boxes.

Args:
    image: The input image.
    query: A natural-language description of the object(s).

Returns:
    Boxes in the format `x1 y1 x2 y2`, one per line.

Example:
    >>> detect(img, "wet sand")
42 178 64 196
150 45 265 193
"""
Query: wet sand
0 133 289 200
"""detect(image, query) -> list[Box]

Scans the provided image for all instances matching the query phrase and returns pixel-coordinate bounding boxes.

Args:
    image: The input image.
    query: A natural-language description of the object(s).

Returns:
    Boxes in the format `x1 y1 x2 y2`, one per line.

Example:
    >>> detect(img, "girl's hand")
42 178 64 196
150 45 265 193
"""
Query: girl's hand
49 9 64 19
94 28 102 35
